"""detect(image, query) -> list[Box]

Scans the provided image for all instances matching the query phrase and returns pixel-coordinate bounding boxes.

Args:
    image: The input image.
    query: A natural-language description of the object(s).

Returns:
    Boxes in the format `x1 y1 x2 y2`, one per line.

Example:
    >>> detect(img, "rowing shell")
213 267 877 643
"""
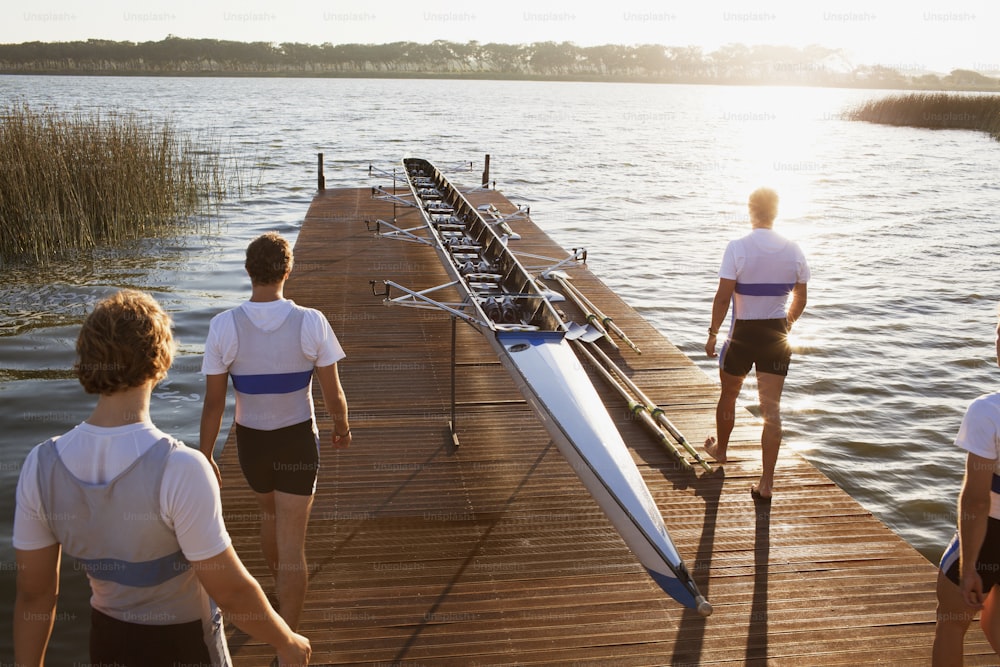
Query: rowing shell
494 331 709 615
391 158 710 615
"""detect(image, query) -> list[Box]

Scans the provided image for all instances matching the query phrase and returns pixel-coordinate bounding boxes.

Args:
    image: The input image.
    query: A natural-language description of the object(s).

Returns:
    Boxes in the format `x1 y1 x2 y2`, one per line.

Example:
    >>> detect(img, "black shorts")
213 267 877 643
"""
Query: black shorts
236 419 319 496
90 607 213 666
940 516 1000 591
720 318 791 377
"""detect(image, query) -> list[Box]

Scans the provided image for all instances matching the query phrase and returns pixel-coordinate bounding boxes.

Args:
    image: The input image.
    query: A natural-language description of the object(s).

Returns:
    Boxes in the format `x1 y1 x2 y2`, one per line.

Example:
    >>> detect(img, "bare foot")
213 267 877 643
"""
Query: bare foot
750 484 772 502
703 436 727 464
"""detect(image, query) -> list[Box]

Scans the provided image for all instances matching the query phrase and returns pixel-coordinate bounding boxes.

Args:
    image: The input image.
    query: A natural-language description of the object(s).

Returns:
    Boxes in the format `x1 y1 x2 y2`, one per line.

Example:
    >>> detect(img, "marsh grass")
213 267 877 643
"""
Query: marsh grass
0 103 249 266
847 93 1000 141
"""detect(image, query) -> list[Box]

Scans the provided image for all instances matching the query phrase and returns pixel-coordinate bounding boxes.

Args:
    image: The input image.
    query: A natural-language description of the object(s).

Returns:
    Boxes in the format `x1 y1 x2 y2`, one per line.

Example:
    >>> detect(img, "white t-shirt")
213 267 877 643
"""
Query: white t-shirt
955 392 1000 520
720 228 810 321
14 421 231 560
201 299 345 376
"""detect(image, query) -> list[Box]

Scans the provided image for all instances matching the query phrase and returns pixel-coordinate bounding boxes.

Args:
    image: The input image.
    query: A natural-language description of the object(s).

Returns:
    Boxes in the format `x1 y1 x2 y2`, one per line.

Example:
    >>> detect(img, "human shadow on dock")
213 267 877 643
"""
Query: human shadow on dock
262 429 550 664
223 431 463 657
745 497 771 664
670 465 725 666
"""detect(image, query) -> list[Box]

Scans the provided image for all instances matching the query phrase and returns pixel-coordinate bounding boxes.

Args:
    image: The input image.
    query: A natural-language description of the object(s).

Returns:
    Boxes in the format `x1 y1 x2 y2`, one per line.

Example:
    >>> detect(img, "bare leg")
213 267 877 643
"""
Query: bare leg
272 491 314 631
753 371 786 498
704 370 744 464
933 569 974 666
255 491 278 581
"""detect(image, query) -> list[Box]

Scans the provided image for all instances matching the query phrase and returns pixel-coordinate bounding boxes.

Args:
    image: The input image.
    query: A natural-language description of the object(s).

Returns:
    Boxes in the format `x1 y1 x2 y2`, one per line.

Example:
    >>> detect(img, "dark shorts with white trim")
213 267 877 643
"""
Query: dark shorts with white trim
940 515 1000 592
720 318 791 377
236 419 319 496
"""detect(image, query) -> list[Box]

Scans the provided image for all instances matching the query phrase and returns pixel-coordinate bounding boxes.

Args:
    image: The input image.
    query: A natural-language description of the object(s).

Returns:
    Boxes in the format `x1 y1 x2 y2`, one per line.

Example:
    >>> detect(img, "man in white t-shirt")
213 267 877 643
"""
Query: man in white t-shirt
933 314 1000 664
703 188 809 501
13 289 310 666
200 231 350 633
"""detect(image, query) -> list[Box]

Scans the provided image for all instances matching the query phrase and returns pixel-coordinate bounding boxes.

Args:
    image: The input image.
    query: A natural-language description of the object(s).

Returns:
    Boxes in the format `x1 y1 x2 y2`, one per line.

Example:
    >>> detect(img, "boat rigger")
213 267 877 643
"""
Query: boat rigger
371 157 711 616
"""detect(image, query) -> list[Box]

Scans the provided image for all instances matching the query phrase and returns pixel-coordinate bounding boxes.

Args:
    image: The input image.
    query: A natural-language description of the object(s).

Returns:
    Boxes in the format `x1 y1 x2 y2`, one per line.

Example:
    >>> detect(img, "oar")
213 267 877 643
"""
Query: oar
546 272 618 349
564 321 606 343
572 339 693 472
585 340 713 472
548 270 641 354
564 276 642 355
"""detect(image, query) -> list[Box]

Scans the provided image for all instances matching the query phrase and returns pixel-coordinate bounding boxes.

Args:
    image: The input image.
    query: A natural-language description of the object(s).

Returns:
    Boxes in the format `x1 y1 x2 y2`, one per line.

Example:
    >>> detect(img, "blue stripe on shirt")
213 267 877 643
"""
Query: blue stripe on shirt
76 550 189 587
231 369 314 395
735 282 794 297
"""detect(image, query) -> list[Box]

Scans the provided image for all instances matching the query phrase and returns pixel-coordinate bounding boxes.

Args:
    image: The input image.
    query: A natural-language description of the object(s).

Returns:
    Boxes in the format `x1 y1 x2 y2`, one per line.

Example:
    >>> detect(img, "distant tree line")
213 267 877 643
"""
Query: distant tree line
1 37 998 90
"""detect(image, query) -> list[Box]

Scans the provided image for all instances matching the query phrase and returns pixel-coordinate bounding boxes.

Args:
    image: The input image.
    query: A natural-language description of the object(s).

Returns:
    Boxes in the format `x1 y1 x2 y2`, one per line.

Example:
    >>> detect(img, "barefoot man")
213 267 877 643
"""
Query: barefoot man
703 188 809 501
200 232 351 631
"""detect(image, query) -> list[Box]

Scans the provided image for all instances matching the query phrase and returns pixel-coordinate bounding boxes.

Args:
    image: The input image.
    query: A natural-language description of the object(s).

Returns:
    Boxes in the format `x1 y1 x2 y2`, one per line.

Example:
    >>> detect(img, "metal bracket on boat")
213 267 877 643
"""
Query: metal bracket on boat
376 279 488 329
520 247 588 274
491 202 531 221
477 203 525 241
370 185 417 207
441 160 474 173
368 163 400 181
368 218 435 246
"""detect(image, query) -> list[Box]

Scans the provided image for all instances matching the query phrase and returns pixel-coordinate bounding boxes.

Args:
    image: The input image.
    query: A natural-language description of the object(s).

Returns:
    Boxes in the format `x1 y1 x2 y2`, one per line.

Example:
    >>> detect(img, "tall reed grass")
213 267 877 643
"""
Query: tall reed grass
0 103 245 266
847 93 1000 141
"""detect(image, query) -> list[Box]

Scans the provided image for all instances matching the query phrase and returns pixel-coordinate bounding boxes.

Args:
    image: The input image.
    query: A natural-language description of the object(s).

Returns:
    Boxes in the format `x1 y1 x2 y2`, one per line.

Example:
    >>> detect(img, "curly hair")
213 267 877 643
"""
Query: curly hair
245 232 293 285
748 187 779 226
75 290 175 395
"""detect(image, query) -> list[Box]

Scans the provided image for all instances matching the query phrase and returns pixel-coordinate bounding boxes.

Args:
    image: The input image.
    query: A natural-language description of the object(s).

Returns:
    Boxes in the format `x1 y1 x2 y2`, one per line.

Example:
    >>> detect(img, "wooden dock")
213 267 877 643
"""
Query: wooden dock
218 183 994 665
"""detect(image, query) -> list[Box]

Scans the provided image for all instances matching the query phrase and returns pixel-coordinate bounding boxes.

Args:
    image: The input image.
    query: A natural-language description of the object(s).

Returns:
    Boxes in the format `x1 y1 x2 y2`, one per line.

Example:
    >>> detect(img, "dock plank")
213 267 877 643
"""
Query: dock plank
216 186 994 665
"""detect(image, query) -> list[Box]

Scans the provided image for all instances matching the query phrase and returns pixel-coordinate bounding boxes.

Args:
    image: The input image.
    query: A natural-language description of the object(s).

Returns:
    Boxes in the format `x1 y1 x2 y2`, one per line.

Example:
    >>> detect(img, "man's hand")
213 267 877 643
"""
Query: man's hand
277 631 312 665
332 431 352 449
705 334 718 358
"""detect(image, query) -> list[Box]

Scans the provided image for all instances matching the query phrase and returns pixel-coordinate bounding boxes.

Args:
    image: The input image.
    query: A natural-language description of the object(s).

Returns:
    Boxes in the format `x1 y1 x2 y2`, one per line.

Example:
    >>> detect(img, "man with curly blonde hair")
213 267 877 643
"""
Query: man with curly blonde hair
201 231 351 632
14 289 310 666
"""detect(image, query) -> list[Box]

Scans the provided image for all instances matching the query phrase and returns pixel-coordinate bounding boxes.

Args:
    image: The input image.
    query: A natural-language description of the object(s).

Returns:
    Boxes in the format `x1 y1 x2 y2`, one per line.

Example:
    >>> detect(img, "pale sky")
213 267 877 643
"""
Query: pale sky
2 0 997 74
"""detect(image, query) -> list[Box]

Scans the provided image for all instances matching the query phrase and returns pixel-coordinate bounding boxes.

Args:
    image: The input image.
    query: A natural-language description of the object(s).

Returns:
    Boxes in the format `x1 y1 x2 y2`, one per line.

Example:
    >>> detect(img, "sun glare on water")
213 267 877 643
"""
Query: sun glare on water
716 86 829 244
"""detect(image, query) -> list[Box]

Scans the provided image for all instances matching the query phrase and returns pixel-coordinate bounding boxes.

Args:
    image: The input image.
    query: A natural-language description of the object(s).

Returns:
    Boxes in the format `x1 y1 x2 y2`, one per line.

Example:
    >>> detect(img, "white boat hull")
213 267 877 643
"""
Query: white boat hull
493 330 708 614
391 157 709 615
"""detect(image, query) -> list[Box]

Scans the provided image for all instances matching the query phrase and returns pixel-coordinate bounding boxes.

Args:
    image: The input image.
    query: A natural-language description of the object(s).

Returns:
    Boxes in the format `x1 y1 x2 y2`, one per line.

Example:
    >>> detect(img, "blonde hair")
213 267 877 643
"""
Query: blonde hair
75 290 174 395
245 232 293 285
748 188 779 226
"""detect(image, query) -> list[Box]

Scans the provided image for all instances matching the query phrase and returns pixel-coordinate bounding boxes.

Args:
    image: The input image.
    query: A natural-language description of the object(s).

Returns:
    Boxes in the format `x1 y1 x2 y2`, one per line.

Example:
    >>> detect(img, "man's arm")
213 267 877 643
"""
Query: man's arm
706 278 736 358
315 363 350 448
191 546 310 665
958 451 995 608
14 544 61 667
199 372 229 485
787 282 807 326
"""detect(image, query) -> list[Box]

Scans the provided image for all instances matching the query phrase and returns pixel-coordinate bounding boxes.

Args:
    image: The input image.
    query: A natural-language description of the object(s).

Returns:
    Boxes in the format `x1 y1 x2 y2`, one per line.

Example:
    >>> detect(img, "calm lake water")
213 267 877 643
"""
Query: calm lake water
2 75 999 661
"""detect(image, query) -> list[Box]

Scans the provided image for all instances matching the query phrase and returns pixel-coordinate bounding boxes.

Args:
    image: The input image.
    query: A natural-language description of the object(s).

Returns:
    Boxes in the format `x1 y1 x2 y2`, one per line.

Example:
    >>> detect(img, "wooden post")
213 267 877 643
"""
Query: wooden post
481 154 490 188
317 153 326 191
